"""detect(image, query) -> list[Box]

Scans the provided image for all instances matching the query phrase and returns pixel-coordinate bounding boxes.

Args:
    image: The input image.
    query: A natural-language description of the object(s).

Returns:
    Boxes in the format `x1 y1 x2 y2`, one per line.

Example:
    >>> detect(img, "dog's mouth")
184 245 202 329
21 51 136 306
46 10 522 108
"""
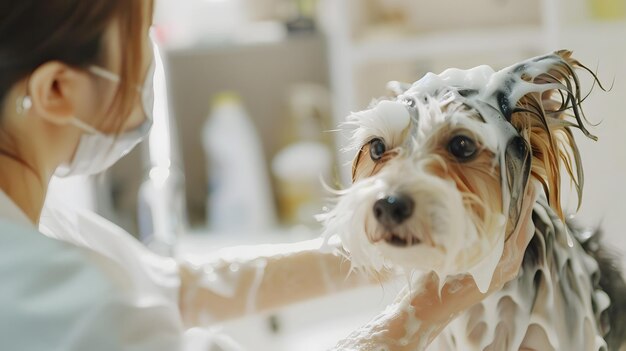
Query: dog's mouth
383 233 421 247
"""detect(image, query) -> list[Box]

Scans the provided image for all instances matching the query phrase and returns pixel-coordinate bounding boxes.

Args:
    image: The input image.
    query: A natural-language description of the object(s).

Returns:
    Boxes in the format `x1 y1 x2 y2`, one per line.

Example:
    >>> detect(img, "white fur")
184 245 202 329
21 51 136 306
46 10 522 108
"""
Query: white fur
321 52 611 350
319 98 507 292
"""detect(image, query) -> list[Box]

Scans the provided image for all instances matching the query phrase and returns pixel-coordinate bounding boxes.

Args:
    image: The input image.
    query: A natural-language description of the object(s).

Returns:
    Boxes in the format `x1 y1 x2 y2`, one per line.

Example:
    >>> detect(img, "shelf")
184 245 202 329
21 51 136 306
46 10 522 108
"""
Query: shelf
350 26 546 65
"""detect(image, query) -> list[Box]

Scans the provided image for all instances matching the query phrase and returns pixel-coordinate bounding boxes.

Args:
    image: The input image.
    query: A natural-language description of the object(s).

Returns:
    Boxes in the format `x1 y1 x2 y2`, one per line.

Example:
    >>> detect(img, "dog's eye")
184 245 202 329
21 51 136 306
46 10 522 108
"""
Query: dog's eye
369 138 387 161
448 135 477 161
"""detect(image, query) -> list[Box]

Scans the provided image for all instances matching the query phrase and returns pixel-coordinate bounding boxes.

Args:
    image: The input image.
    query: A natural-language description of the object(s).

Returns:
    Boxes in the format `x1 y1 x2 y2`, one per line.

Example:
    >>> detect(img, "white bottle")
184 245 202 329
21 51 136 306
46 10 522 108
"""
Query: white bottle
202 92 277 233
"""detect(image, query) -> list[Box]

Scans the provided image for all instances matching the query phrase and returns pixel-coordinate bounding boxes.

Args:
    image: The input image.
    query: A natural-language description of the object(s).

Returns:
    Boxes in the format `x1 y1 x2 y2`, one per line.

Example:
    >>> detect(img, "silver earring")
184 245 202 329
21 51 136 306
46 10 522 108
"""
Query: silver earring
16 96 32 115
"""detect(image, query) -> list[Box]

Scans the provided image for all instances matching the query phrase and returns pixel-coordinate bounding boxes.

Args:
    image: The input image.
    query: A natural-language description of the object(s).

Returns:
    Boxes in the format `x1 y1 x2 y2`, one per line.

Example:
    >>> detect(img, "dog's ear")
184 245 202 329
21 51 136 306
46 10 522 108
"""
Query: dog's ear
504 136 532 235
497 50 600 219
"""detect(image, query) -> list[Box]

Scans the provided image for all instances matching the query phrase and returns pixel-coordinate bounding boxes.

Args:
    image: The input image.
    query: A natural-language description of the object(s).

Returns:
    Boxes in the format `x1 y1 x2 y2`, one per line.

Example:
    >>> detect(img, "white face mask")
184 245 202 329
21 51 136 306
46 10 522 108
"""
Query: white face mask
54 57 156 177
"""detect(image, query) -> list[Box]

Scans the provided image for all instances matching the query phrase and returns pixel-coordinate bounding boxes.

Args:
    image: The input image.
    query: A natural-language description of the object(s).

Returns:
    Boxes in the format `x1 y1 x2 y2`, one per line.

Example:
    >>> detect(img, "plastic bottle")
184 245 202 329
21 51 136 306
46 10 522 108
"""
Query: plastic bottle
202 92 277 233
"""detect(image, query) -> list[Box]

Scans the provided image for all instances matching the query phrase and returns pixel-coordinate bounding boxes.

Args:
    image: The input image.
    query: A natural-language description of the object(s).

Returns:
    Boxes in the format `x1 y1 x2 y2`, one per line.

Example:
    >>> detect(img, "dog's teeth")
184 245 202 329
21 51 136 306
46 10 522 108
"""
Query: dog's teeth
382 233 422 247
388 235 407 247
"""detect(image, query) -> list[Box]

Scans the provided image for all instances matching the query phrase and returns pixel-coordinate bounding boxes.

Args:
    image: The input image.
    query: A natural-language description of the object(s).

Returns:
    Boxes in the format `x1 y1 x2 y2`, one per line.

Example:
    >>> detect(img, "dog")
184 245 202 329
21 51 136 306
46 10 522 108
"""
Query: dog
320 50 626 350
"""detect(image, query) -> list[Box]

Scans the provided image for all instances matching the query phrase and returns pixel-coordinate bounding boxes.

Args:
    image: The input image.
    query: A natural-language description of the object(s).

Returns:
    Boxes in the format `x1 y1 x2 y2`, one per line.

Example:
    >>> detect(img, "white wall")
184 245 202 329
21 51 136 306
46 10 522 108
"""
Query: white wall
558 23 626 264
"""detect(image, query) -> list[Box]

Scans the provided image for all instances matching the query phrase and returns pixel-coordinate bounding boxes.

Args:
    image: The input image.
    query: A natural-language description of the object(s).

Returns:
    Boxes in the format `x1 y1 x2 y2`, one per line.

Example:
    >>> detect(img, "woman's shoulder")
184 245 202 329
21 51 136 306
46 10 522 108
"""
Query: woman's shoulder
0 218 121 296
0 219 183 350
0 219 117 347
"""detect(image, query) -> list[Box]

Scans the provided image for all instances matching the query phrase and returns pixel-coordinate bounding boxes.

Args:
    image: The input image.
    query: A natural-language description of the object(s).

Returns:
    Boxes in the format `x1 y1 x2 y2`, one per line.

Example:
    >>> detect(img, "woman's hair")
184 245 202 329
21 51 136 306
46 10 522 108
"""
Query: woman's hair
0 0 153 120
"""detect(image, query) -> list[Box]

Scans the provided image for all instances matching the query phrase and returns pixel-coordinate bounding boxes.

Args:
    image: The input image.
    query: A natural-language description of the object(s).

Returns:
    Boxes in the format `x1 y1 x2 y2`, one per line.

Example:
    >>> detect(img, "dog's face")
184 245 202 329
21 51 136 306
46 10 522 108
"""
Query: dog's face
321 51 594 292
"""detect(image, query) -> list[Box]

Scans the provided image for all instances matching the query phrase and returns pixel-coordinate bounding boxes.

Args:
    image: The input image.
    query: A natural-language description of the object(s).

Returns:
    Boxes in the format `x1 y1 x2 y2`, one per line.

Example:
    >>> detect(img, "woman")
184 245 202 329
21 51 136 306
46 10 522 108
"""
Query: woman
0 1 534 350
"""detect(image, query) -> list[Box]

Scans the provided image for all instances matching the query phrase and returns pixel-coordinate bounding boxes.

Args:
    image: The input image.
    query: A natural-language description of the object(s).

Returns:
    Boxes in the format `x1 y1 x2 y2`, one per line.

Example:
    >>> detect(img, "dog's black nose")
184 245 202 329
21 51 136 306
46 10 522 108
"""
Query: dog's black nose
373 194 414 228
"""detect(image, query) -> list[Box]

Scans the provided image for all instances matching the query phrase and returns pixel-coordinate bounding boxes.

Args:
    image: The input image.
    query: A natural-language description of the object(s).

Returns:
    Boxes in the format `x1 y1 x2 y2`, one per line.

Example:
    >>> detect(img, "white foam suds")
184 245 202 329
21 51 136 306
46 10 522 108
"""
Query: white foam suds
445 197 608 350
245 258 267 314
346 100 411 152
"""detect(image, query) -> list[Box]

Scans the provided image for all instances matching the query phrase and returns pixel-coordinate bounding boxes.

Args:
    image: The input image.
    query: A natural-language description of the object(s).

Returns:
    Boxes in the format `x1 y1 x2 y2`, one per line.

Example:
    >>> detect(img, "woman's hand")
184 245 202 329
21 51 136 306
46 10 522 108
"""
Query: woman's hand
332 184 538 351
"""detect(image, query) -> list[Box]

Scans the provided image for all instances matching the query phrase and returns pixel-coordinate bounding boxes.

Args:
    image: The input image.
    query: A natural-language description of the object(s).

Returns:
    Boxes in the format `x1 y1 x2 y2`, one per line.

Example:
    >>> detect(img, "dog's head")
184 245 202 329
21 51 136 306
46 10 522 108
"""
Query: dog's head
320 51 598 291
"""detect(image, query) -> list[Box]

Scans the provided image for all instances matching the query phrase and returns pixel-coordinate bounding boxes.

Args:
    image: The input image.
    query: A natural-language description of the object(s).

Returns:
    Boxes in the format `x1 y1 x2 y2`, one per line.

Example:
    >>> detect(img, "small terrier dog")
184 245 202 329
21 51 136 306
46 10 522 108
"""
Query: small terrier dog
321 51 626 350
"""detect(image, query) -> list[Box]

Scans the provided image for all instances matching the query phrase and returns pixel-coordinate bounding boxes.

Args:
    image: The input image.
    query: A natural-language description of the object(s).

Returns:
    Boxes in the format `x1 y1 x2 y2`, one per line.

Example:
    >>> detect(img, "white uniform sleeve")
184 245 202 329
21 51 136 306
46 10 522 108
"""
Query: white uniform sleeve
38 206 246 351
0 220 183 351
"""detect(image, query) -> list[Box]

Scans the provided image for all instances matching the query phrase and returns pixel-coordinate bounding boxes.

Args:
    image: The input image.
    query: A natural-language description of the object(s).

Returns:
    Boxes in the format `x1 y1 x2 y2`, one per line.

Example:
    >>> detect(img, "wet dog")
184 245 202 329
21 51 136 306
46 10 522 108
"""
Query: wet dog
320 51 626 350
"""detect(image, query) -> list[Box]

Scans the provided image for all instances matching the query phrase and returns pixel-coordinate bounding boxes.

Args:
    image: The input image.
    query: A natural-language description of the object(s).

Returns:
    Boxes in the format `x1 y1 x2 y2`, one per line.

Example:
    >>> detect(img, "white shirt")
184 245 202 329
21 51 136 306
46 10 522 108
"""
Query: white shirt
0 191 240 351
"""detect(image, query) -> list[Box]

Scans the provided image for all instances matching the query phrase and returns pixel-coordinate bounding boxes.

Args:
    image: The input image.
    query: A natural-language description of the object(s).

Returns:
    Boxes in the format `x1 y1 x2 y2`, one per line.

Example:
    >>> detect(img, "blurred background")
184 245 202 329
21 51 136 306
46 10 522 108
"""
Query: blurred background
43 0 626 349
48 0 626 254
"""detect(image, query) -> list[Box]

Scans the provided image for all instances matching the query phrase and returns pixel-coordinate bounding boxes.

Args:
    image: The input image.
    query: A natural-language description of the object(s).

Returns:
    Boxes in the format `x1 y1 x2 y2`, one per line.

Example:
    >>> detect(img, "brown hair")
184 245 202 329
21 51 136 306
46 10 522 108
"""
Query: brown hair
510 50 603 219
0 0 153 122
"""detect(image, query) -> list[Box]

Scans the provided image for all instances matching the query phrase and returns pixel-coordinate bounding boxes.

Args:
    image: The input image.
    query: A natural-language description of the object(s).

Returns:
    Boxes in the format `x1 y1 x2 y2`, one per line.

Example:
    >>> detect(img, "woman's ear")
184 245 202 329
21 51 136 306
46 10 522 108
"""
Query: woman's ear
27 61 84 126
